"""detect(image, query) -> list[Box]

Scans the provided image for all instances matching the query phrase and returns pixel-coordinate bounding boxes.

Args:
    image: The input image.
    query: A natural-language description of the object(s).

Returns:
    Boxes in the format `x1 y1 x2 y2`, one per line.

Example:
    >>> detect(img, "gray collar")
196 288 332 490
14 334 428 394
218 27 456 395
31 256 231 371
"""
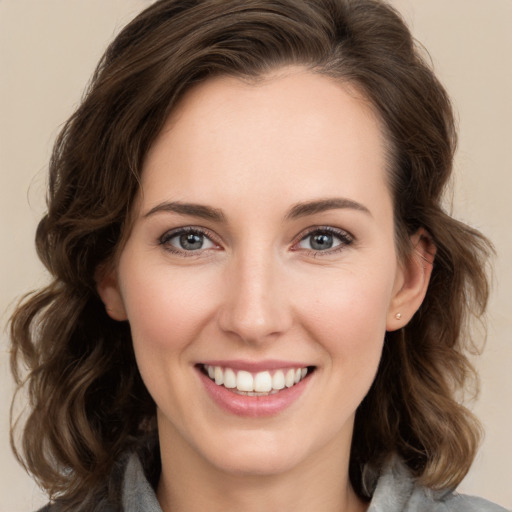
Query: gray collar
122 451 506 512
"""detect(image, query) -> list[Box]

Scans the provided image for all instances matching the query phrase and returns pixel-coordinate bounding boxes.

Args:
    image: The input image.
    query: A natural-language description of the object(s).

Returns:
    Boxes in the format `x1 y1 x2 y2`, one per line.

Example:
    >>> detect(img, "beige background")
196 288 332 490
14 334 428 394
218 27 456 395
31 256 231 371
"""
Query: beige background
1 1 511 510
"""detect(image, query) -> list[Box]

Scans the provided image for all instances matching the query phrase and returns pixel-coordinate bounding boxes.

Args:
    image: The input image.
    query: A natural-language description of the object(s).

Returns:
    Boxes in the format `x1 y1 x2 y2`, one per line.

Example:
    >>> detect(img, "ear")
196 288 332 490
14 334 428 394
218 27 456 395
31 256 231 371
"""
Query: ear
386 229 436 331
95 264 128 321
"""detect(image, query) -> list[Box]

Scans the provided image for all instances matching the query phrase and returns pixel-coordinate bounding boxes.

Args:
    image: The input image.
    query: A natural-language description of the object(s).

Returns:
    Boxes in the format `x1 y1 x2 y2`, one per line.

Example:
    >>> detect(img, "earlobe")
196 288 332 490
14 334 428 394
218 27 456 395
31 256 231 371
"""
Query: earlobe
386 229 436 331
95 265 128 321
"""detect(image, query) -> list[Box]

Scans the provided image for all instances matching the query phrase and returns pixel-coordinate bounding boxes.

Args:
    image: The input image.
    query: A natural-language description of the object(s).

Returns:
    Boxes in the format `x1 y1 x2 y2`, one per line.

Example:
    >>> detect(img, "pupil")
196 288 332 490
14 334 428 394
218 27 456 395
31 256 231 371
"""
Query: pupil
311 233 333 250
180 233 203 250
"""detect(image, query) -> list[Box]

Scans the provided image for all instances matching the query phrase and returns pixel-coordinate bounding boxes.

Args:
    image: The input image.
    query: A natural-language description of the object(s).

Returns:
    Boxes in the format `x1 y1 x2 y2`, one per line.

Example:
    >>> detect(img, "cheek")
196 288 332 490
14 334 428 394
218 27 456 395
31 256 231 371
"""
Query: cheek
119 261 220 362
118 261 225 423
297 265 394 365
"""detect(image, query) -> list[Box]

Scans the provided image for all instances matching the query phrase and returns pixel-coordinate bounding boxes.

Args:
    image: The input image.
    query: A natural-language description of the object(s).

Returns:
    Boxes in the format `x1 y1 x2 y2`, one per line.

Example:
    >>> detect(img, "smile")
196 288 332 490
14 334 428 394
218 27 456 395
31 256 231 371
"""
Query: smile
202 364 311 396
197 362 315 417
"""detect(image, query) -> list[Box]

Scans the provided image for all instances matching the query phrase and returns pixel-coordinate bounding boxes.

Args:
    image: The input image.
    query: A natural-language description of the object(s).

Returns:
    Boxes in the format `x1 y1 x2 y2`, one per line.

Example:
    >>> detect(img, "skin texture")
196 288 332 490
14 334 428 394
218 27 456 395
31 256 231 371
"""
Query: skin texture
98 68 433 512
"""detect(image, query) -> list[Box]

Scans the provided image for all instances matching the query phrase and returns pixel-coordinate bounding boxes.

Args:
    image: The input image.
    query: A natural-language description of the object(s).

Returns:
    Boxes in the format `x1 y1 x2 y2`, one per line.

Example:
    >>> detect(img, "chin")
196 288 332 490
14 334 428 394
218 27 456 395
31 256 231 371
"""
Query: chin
197 428 310 477
209 448 302 477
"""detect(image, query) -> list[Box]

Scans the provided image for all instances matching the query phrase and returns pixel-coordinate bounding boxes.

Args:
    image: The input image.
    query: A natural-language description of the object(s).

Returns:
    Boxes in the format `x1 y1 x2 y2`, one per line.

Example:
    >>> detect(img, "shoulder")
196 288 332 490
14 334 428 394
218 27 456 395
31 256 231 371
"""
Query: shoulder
35 504 118 512
407 487 509 512
368 456 509 512
35 436 161 512
444 494 509 512
35 503 118 512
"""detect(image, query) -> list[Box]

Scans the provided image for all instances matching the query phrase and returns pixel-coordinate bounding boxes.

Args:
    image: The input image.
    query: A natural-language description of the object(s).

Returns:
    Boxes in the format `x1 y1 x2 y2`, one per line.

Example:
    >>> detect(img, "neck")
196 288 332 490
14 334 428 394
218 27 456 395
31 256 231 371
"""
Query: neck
156 430 368 512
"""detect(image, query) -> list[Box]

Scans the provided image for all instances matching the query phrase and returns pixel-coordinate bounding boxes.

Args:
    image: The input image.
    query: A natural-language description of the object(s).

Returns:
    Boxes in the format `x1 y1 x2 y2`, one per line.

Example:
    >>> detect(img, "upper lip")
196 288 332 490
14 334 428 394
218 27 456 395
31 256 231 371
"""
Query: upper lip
198 359 312 372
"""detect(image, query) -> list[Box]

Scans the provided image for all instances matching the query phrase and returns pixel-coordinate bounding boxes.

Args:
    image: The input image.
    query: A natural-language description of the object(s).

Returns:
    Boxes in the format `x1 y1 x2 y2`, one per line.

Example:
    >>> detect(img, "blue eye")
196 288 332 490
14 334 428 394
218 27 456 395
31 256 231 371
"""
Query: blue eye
160 228 216 253
297 228 353 252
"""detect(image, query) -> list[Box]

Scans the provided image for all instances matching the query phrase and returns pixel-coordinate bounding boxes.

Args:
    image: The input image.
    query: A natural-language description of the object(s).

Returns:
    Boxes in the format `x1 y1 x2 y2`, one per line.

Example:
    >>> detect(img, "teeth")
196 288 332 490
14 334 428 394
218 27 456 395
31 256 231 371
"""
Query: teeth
254 371 272 392
272 370 285 390
237 371 254 392
224 368 236 389
214 366 223 385
203 365 310 394
285 369 295 388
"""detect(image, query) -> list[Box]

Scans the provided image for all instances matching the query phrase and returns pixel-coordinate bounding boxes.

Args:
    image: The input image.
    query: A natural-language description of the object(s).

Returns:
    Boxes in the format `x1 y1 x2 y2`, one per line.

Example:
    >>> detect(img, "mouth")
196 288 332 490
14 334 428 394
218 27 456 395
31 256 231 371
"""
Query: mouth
199 364 315 397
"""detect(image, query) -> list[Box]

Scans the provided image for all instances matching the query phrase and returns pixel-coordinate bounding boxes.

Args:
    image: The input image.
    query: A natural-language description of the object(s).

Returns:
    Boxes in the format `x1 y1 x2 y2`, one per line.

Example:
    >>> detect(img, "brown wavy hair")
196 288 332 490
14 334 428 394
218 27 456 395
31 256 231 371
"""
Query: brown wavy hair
10 0 493 509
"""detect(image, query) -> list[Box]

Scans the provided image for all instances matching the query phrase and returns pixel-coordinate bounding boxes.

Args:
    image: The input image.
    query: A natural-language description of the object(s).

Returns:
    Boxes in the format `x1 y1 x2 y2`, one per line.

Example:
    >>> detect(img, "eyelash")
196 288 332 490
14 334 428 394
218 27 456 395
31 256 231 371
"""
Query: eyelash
294 226 354 256
159 226 219 257
158 226 354 257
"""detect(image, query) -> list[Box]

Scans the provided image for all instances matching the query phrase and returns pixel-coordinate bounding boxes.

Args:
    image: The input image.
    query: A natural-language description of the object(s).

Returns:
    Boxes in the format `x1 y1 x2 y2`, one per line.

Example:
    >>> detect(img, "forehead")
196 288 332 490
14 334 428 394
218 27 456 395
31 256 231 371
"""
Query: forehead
139 68 391 218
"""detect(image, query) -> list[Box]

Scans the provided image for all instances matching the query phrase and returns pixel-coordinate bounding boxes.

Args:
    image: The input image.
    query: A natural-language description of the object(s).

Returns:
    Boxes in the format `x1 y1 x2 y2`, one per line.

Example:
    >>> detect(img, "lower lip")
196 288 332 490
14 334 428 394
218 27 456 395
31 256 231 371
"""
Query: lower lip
197 368 311 418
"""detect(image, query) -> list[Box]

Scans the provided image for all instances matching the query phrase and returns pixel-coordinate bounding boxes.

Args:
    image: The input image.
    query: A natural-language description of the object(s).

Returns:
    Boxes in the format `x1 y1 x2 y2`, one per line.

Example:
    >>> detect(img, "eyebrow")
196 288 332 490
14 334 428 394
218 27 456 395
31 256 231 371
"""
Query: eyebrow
285 197 371 220
143 197 371 223
143 201 226 222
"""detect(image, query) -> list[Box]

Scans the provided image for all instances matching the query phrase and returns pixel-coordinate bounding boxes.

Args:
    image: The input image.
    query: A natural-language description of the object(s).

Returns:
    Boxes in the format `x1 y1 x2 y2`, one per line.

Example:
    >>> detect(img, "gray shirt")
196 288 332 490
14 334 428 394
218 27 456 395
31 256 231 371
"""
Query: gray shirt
38 451 509 511
121 452 508 512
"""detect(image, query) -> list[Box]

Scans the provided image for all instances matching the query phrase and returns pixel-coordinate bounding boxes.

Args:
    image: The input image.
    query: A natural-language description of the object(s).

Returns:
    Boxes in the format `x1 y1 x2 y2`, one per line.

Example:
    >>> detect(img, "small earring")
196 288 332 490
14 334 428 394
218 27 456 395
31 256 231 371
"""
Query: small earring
395 313 402 320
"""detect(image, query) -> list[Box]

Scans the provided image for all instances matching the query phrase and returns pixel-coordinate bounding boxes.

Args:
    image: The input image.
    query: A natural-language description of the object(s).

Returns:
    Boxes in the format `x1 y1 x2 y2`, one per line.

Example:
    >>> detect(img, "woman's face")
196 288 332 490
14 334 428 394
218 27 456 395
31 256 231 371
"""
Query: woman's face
100 68 424 478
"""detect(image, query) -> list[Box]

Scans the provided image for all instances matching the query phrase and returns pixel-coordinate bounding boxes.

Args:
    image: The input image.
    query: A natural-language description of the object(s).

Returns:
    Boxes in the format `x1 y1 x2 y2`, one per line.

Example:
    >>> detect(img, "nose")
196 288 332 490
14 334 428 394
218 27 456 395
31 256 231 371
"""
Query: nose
217 250 292 345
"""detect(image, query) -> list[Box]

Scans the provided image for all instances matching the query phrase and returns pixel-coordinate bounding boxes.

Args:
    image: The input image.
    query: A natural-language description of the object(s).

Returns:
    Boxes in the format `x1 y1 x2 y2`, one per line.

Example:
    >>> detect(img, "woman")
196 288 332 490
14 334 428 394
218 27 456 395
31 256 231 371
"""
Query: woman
9 0 506 511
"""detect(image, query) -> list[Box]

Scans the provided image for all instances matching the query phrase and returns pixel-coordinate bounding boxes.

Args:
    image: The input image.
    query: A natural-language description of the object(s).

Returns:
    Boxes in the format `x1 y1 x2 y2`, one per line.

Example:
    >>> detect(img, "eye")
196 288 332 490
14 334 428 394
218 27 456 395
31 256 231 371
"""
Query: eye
295 227 353 253
159 227 217 254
